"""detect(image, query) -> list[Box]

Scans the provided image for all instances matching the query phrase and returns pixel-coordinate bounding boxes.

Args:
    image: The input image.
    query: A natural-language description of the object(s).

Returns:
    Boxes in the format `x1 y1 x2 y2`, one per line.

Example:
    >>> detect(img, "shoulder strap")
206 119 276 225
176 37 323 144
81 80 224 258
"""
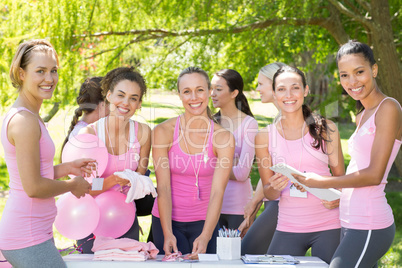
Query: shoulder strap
374 97 401 114
128 120 139 149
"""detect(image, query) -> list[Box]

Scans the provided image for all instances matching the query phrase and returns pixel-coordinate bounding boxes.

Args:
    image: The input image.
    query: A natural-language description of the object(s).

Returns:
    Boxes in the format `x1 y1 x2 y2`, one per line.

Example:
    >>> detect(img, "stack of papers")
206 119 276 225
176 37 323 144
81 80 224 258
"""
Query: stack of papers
242 254 300 264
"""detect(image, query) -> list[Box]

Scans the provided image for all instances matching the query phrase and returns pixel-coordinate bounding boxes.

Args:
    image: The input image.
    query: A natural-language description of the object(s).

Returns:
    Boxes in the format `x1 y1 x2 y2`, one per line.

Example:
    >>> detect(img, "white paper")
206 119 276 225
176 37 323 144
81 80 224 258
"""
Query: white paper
269 163 341 201
91 177 104 191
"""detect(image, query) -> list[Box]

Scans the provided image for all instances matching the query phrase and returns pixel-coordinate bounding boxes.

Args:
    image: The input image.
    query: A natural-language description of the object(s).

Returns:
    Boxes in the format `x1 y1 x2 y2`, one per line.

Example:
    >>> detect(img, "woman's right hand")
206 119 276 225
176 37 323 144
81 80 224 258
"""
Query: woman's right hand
268 173 289 192
70 176 91 198
163 233 178 255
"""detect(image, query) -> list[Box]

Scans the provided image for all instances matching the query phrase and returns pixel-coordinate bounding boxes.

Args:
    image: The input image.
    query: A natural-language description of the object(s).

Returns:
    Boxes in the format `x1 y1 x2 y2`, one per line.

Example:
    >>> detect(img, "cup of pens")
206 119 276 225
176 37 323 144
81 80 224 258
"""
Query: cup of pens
216 227 241 260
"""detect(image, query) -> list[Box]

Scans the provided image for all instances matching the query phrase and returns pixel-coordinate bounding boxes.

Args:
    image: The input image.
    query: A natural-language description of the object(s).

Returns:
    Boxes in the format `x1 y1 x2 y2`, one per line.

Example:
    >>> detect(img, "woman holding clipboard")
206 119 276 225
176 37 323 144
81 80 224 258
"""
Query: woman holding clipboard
294 41 402 268
256 66 345 264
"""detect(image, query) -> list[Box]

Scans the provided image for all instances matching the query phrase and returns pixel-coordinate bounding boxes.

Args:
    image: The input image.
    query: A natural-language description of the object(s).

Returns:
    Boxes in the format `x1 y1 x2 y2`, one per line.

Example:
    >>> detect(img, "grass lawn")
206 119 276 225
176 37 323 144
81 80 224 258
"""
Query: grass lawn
0 91 401 266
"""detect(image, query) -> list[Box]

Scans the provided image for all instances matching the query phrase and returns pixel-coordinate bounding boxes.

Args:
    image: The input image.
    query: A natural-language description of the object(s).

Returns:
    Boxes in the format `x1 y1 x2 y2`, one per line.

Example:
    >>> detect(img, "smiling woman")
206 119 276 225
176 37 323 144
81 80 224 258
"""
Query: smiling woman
75 66 152 253
0 39 94 268
151 67 235 257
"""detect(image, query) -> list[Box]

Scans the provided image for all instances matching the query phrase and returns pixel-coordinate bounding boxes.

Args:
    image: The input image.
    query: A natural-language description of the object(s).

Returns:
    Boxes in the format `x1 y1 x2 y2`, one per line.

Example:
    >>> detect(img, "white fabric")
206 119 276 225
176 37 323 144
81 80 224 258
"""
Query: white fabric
114 169 157 203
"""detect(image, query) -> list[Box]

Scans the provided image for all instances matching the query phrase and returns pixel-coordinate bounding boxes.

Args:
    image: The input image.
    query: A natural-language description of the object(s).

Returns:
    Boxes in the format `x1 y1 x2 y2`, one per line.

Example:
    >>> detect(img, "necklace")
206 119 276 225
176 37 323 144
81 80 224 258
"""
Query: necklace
179 115 211 200
279 118 305 171
105 116 128 192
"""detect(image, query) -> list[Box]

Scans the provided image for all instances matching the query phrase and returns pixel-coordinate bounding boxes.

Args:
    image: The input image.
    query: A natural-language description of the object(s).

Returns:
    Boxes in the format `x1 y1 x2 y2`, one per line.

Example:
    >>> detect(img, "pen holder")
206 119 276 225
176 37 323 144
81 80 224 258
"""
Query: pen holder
216 237 241 260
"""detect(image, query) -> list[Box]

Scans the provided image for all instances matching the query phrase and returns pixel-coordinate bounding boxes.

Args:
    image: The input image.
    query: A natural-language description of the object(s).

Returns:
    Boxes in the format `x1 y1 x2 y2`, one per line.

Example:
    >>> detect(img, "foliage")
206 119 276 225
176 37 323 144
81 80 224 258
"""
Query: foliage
0 0 400 118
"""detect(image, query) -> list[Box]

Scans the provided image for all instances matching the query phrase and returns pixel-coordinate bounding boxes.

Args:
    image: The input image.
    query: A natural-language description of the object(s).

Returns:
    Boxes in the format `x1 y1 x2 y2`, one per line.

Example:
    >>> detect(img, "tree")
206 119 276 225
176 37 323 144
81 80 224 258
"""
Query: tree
0 0 400 173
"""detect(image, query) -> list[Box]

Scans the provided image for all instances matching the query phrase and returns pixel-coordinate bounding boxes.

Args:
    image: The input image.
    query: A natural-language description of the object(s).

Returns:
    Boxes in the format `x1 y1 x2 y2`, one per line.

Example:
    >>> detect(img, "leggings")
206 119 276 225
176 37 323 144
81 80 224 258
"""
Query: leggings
267 228 341 264
76 215 139 253
1 238 66 268
219 214 244 229
152 215 219 255
241 200 278 255
330 223 395 268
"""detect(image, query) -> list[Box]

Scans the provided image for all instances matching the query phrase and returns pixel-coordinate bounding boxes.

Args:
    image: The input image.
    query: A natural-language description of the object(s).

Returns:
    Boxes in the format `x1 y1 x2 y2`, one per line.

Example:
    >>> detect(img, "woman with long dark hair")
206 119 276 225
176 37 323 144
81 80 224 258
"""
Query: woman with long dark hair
210 69 258 230
294 40 402 268
258 66 345 264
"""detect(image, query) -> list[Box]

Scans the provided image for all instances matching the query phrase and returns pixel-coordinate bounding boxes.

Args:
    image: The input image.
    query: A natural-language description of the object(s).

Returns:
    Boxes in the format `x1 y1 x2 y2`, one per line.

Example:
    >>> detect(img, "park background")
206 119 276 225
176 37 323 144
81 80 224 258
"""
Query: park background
0 0 401 266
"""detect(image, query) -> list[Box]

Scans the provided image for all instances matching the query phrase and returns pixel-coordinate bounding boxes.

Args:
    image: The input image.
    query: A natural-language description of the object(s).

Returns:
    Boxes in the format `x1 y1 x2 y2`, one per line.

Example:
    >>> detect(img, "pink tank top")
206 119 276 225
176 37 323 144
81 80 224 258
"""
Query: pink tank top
221 116 257 214
92 117 141 194
341 97 401 230
152 116 216 222
268 123 340 233
0 107 56 250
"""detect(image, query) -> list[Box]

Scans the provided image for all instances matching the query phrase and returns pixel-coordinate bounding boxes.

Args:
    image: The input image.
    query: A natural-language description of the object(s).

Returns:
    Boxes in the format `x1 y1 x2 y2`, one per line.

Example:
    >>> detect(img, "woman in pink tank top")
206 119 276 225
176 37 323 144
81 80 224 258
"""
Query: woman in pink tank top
0 40 93 268
151 67 235 256
77 67 151 252
257 66 345 264
210 69 258 230
295 41 402 268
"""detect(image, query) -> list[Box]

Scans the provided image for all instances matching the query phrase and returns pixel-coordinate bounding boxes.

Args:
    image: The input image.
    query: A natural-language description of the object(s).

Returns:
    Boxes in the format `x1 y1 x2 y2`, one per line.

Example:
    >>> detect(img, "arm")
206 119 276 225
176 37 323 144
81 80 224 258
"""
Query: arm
321 120 345 209
8 112 91 199
230 118 258 181
153 121 177 255
191 129 235 255
296 100 402 188
255 128 288 201
238 178 264 237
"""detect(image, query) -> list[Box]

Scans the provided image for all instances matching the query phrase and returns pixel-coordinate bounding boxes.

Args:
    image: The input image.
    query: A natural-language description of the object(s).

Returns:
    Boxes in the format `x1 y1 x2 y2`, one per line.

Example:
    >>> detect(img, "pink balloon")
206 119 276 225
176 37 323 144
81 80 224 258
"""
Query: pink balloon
61 134 108 181
54 193 100 240
93 191 136 238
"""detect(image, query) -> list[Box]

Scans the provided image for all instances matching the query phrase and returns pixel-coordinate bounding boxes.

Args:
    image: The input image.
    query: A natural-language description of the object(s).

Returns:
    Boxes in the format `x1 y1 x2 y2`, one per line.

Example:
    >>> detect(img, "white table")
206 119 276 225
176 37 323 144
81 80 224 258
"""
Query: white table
64 254 329 267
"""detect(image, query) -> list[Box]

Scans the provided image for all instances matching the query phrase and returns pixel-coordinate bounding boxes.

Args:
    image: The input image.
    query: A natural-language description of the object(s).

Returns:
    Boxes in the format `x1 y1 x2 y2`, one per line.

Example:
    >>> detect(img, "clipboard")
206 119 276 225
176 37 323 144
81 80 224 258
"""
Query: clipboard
269 163 341 201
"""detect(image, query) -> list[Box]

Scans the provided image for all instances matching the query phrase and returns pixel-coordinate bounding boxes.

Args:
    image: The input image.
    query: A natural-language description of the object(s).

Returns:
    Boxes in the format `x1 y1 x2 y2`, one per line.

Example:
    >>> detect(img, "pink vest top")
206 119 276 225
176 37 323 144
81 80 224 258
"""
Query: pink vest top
268 123 340 233
92 117 141 194
152 116 216 222
341 97 401 230
221 116 257 214
0 107 56 250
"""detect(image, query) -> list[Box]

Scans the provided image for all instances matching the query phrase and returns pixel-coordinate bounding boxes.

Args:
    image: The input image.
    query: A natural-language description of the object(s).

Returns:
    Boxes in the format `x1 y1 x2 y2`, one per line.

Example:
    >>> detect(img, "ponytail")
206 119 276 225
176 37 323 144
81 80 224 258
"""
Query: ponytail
61 108 84 155
302 104 333 153
235 92 254 118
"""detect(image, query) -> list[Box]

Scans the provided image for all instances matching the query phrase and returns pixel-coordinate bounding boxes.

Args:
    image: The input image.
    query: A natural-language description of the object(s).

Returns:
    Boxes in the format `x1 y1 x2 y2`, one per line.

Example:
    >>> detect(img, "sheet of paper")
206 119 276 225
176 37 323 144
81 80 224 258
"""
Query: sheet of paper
91 177 104 191
270 164 341 201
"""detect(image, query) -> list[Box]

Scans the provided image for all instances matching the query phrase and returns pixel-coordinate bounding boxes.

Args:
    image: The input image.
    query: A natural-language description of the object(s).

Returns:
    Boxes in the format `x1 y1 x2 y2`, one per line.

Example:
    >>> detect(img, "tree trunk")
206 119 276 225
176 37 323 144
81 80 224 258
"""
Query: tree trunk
369 0 402 175
370 0 402 105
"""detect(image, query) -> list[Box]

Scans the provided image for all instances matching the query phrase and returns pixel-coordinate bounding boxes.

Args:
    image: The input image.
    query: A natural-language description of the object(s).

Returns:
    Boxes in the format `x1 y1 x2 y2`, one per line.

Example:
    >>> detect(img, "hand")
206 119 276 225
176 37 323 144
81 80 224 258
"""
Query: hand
163 233 178 256
269 173 289 192
69 158 96 177
238 216 254 238
191 233 209 255
292 182 307 192
321 199 340 210
292 173 324 188
115 175 130 186
70 176 91 198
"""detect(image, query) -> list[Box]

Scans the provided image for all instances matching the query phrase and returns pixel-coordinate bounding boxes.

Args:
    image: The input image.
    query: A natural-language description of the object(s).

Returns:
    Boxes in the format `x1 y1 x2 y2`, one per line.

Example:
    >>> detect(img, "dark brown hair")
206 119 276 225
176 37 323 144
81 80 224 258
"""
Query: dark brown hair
213 69 254 123
102 66 147 101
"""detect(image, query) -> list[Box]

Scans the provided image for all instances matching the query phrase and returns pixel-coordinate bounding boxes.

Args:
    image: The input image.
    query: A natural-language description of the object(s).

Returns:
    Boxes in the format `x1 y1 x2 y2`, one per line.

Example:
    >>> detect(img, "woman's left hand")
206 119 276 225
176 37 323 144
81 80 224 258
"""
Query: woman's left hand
191 234 209 256
69 158 97 177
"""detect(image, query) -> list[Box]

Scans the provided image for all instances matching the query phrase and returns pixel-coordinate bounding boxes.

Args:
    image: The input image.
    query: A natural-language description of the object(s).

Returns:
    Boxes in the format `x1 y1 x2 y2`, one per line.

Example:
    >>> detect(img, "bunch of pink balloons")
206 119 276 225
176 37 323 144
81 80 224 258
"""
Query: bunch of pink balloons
55 191 136 240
